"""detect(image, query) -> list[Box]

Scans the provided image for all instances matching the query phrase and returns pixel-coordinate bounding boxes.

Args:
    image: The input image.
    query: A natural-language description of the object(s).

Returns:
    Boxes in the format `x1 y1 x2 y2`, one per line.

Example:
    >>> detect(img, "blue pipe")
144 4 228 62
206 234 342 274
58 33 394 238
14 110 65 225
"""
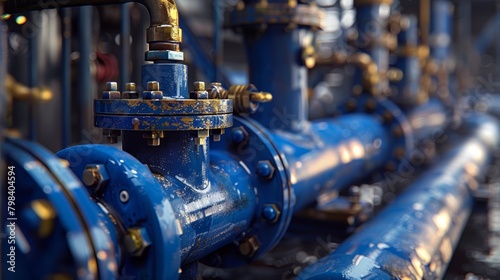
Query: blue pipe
406 98 448 143
121 129 257 264
354 1 392 94
429 0 453 64
28 12 38 141
78 7 93 139
392 15 421 106
271 114 389 211
60 8 71 148
298 114 500 280
243 24 309 132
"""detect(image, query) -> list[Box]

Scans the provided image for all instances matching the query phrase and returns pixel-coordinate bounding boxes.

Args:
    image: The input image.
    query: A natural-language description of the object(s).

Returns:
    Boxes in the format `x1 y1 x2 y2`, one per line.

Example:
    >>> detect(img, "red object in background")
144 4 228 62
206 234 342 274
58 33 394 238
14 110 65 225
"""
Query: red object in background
96 52 119 83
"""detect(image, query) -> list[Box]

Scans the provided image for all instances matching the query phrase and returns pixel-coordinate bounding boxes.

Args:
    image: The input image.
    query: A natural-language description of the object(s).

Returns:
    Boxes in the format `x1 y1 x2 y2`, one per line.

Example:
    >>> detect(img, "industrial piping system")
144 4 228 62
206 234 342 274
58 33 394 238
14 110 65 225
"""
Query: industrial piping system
1 0 499 279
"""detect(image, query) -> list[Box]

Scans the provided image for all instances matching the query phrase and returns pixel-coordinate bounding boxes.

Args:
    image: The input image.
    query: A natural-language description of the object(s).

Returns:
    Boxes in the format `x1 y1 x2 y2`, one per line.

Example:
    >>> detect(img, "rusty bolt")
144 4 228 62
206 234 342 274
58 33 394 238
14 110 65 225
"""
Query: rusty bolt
231 127 249 144
239 236 261 257
194 81 206 91
124 227 152 257
147 81 160 91
123 82 139 99
102 82 121 99
143 81 163 100
82 164 109 192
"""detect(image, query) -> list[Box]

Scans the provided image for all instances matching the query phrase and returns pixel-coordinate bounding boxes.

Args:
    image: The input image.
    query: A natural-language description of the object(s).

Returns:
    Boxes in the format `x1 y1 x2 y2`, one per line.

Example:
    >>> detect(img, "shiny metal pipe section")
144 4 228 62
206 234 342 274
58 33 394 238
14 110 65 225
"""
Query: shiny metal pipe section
4 0 181 46
469 94 500 120
272 114 390 211
298 113 500 280
407 98 448 143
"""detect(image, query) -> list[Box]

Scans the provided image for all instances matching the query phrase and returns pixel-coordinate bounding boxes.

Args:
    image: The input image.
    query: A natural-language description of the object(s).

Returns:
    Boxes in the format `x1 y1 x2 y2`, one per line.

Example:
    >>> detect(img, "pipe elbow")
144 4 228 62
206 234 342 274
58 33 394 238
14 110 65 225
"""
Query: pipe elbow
141 0 182 47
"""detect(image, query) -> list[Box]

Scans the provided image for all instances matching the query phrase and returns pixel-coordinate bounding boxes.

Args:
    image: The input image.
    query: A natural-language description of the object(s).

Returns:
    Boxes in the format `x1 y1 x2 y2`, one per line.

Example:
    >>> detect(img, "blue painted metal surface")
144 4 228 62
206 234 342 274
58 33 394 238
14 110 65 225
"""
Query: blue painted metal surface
298 114 500 280
78 7 93 140
228 0 322 132
57 144 181 279
2 138 119 279
354 1 391 94
242 24 310 132
141 63 188 98
60 8 71 147
272 114 389 211
28 12 38 141
93 98 233 131
341 95 415 171
429 1 453 64
392 15 422 106
406 98 448 143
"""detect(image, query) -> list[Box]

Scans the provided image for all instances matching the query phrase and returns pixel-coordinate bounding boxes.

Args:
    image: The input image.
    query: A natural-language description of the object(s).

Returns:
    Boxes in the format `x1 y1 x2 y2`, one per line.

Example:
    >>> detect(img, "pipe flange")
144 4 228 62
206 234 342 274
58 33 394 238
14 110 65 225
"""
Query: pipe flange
57 145 181 280
3 138 119 279
206 117 293 267
341 96 414 172
228 3 324 30
94 99 233 131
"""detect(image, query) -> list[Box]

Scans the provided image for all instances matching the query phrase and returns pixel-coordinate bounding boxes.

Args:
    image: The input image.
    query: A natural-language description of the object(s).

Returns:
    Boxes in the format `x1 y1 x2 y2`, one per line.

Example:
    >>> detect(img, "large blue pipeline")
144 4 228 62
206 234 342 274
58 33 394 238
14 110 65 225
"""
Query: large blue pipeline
1 0 497 279
298 114 500 279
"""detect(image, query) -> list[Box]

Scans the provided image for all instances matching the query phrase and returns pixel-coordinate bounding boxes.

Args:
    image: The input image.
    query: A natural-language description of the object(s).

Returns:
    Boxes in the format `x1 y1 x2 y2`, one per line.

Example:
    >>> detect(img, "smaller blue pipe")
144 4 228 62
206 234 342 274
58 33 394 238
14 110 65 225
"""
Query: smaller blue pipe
429 1 453 63
60 8 71 148
392 15 421 106
28 12 38 141
78 6 93 139
141 63 188 98
244 25 309 132
272 114 389 211
355 3 391 83
406 98 448 144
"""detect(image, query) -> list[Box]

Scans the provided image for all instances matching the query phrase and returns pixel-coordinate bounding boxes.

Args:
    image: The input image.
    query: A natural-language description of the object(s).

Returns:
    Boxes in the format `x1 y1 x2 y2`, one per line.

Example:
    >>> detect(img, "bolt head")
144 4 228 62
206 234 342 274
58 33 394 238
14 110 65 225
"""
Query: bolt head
124 227 151 257
147 81 160 91
82 164 109 192
106 82 118 91
231 127 248 144
194 81 206 91
256 160 275 179
239 236 261 257
125 82 136 91
262 204 280 223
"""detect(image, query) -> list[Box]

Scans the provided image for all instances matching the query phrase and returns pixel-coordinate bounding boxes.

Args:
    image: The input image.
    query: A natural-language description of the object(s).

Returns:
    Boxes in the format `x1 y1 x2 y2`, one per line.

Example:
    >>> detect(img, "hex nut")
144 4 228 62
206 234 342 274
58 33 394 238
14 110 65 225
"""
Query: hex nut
82 164 109 192
124 227 151 257
239 236 261 257
256 160 275 179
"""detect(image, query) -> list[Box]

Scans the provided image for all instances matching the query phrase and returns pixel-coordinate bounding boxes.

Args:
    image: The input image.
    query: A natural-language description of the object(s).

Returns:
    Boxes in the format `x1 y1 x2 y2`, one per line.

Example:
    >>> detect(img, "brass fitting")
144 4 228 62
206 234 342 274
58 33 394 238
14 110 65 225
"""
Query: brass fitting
228 84 272 114
4 0 182 47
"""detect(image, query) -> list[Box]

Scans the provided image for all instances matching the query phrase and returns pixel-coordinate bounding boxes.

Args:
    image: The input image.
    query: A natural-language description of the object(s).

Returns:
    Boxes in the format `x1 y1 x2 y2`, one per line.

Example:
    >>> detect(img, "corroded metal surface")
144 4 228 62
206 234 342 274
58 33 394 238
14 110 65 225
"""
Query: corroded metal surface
94 99 233 115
